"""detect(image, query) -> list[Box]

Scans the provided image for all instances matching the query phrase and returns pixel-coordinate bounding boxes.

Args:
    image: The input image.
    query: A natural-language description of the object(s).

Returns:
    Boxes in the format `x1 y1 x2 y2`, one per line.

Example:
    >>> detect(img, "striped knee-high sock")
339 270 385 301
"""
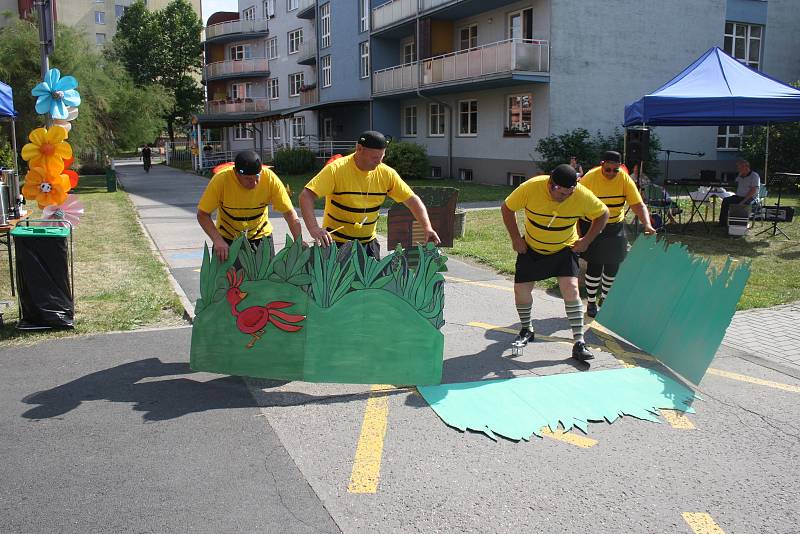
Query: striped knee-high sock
516 302 532 330
601 274 616 302
564 300 585 343
585 273 601 303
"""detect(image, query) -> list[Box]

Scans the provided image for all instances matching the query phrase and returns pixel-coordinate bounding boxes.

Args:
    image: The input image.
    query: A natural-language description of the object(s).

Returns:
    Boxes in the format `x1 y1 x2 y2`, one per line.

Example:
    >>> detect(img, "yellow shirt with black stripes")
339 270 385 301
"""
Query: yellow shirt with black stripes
579 167 643 224
504 175 608 255
197 167 293 241
304 154 414 243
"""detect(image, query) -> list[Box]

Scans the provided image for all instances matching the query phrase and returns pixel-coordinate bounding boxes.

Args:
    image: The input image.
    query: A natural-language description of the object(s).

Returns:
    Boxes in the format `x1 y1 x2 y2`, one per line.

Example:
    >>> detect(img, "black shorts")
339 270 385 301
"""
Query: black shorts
514 246 579 283
224 235 275 258
336 238 381 259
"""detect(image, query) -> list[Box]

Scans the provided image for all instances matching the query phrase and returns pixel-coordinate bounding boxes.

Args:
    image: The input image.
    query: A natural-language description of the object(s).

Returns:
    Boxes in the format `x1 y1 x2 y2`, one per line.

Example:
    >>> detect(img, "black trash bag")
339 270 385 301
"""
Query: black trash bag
14 233 74 329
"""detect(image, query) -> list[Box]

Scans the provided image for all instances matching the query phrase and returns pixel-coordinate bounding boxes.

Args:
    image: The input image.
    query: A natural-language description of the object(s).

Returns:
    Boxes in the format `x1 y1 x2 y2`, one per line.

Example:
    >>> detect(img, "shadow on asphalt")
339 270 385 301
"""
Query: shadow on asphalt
19 358 276 421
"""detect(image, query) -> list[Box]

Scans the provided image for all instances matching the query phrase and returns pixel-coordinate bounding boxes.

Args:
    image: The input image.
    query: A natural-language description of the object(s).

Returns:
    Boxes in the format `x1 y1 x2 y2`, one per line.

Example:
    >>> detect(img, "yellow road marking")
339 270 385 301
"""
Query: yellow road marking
707 368 800 394
193 268 200 272
682 512 725 533
539 427 597 448
347 384 392 494
444 275 514 293
660 409 696 430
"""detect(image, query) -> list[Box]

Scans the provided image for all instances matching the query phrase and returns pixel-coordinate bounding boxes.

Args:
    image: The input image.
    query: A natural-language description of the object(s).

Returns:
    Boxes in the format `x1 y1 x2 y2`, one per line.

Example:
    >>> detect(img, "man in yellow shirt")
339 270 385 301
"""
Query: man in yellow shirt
578 151 655 317
502 164 609 361
197 150 302 262
299 131 440 258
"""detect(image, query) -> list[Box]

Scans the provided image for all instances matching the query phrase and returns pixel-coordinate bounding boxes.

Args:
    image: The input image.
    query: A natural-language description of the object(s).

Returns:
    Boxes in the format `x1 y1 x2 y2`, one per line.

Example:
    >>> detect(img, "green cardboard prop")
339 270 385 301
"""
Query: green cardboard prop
418 367 698 441
596 234 750 385
190 236 445 384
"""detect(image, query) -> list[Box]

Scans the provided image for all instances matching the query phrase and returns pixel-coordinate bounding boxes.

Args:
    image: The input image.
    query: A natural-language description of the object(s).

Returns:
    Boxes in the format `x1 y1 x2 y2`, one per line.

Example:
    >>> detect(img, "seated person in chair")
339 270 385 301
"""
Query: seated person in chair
719 159 760 226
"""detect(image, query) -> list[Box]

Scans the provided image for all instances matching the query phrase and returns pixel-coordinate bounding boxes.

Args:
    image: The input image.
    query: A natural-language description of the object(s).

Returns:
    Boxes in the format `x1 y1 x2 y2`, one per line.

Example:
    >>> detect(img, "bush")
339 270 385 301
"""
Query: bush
274 147 317 174
384 141 429 180
0 138 14 169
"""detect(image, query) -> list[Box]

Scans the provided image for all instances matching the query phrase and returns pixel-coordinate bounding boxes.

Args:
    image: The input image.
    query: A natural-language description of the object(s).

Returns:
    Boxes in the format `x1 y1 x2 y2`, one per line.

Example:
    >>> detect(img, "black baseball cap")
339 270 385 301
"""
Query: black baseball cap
551 164 578 188
357 130 389 149
602 151 622 163
234 150 262 176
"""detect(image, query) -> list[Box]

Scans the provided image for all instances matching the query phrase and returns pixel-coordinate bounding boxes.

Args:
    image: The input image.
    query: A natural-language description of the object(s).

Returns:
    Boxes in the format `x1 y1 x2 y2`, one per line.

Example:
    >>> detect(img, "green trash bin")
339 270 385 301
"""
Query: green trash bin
106 167 117 192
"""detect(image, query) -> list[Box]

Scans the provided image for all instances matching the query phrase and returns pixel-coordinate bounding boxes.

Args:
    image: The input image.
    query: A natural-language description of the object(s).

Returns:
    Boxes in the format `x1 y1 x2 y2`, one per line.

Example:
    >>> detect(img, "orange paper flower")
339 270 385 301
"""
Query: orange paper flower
22 166 71 208
20 126 72 176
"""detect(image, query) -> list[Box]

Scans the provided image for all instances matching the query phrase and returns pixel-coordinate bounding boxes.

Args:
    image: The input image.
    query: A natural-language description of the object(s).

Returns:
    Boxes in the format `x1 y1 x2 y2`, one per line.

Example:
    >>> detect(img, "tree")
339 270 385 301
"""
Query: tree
109 1 159 85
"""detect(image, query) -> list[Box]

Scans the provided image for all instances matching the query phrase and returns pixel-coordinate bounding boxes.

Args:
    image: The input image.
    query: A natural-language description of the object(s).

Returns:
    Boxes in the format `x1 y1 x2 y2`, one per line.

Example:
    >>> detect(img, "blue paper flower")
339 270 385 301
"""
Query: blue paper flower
31 68 81 120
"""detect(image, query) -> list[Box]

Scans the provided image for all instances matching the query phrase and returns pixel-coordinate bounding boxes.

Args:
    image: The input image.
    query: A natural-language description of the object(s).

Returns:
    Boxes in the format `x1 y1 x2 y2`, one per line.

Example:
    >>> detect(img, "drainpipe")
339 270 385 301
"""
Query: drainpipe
414 8 453 179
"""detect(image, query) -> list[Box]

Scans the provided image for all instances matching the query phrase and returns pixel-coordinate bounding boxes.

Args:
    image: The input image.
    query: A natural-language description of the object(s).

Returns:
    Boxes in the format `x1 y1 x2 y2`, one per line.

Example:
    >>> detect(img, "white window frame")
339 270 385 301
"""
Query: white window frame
267 78 279 100
243 6 256 20
321 55 332 88
267 37 279 59
288 29 303 55
717 125 753 150
402 39 416 64
234 122 254 140
95 11 105 24
263 0 275 18
359 0 369 33
322 117 334 140
230 44 252 61
459 168 474 182
288 72 304 97
115 5 126 20
724 21 762 68
359 41 370 79
287 0 299 11
458 99 478 136
270 121 281 140
320 3 331 48
291 116 306 139
428 103 445 137
508 8 533 41
459 24 477 50
230 83 253 100
403 106 417 136
506 93 532 135
95 33 106 45
508 173 527 187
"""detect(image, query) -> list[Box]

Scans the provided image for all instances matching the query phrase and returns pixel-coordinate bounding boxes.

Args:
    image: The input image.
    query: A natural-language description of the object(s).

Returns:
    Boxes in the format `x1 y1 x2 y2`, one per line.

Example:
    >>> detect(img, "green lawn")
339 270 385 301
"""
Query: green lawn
0 175 186 346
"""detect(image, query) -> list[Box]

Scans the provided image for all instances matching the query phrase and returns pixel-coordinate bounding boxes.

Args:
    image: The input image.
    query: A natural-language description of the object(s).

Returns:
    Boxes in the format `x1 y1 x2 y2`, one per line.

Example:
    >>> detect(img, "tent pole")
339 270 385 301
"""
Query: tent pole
764 123 770 183
11 118 19 178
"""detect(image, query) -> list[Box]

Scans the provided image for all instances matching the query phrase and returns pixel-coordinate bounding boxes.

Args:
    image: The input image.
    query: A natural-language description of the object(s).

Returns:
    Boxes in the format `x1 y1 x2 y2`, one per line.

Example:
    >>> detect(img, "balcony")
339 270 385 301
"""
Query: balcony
204 19 269 44
297 38 317 65
372 0 416 31
300 86 319 106
205 98 270 114
297 0 315 19
203 58 270 81
372 39 549 95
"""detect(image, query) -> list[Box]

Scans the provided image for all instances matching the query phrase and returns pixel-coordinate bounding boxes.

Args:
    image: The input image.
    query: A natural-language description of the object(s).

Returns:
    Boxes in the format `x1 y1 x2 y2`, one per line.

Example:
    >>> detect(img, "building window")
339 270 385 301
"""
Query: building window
267 37 279 59
263 0 275 18
289 72 304 97
288 29 303 55
359 0 369 32
268 78 279 99
231 83 252 99
320 3 331 48
403 106 417 136
322 117 334 139
230 44 252 61
459 99 478 136
508 8 533 41
359 41 370 79
291 116 305 139
288 0 299 11
717 125 753 150
270 121 281 140
115 5 127 19
243 6 256 20
459 169 474 182
234 123 254 140
724 22 762 68
506 94 531 135
429 103 445 136
508 173 527 186
95 33 106 45
402 40 416 64
430 166 442 178
95 11 105 24
321 55 332 87
459 24 477 50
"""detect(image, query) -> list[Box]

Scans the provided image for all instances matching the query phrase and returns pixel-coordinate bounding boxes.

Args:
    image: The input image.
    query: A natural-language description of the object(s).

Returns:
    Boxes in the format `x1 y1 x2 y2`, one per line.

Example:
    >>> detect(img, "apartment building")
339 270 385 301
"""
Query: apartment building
199 0 800 182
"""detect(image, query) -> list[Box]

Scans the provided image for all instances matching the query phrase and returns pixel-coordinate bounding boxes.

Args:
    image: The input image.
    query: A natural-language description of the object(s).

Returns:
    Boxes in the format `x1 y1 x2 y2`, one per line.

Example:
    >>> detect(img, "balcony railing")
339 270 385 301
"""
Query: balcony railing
300 87 319 106
297 38 317 63
419 0 460 10
372 0 416 31
204 58 269 79
204 19 269 40
373 39 549 94
205 98 270 114
372 61 419 94
297 0 315 17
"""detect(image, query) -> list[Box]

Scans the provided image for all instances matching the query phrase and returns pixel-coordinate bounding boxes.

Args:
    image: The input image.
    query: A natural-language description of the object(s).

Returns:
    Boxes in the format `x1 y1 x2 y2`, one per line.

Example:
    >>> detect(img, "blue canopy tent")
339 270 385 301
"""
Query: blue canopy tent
0 80 20 179
624 47 800 178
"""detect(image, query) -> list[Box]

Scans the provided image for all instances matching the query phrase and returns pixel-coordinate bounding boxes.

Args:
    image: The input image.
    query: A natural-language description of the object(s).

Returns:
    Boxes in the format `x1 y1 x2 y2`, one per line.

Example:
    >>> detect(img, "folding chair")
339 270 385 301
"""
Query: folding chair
727 204 752 236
